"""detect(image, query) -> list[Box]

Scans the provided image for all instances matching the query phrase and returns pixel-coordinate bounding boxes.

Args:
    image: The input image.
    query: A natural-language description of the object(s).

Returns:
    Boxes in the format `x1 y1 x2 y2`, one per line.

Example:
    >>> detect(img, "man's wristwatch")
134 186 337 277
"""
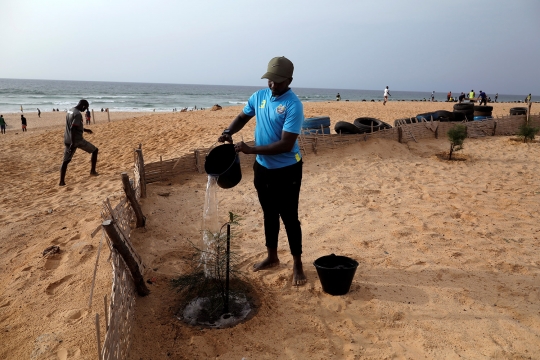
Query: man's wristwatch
222 129 231 136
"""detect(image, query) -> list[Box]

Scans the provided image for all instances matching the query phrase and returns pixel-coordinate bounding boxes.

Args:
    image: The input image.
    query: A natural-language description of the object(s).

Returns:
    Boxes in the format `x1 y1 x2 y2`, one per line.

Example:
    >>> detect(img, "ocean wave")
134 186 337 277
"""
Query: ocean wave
227 101 248 105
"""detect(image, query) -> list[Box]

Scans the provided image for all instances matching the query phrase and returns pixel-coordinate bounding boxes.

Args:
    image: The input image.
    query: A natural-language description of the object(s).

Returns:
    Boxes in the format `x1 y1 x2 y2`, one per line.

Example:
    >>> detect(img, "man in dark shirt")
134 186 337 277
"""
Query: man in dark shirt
477 90 487 106
458 92 466 103
59 99 99 186
21 115 27 132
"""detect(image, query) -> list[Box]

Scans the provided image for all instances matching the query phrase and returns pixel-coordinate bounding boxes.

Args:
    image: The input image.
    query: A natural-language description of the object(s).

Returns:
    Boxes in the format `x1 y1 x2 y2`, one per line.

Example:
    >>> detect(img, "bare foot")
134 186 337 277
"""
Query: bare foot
253 257 280 272
292 257 307 286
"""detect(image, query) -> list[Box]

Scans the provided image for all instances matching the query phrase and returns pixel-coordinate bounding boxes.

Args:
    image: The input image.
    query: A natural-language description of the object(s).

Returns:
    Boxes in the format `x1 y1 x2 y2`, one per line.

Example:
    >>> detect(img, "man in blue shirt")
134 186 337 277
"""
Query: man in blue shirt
218 56 306 286
477 90 487 106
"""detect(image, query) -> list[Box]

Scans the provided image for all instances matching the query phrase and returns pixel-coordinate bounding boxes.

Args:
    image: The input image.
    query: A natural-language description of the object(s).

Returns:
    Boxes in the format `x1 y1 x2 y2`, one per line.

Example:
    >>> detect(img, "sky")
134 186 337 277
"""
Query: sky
1 0 539 95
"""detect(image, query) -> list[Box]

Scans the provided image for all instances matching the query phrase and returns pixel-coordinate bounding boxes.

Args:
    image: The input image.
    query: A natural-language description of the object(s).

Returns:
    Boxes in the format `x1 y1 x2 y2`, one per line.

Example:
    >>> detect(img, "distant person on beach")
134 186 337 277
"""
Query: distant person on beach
469 90 475 100
53 108 56 112
0 115 6 134
431 91 435 101
21 115 27 132
478 90 487 106
218 56 307 286
383 86 390 105
458 92 465 103
336 93 341 101
37 108 41 118
101 108 104 112
59 100 99 186
447 91 451 102
495 93 498 102
526 94 532 103
85 109 91 125
56 108 59 112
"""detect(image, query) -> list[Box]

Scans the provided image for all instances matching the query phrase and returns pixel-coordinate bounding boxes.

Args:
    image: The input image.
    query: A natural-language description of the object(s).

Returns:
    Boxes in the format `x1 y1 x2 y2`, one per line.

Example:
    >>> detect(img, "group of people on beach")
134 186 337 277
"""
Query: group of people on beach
0 114 28 133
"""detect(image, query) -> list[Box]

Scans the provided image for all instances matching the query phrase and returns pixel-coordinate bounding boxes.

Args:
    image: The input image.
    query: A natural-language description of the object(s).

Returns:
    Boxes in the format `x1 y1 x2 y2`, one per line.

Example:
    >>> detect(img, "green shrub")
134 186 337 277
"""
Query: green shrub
447 124 467 160
517 123 539 143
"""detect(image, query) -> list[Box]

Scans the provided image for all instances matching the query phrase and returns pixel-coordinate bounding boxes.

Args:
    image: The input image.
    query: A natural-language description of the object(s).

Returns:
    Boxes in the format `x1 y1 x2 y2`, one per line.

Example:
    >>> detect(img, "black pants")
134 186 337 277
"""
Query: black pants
254 160 303 256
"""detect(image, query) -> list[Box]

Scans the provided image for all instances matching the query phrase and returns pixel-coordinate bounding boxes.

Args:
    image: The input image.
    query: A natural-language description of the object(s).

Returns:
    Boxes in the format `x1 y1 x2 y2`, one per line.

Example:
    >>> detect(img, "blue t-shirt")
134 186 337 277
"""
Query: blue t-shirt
243 88 303 169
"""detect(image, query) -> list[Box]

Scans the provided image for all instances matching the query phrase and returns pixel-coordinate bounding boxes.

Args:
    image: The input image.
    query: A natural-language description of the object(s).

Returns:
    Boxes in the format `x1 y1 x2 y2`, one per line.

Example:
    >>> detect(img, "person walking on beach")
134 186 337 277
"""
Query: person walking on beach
336 93 341 101
458 92 466 103
218 56 306 286
447 91 452 102
85 109 91 125
59 100 99 186
21 115 27 132
431 91 435 102
383 86 390 105
477 90 487 106
526 94 532 103
37 108 41 118
0 115 6 134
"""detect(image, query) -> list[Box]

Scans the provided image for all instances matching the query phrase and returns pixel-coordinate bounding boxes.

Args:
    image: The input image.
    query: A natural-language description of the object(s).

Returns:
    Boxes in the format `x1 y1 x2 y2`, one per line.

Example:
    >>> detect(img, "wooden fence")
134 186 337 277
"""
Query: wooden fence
93 147 147 360
135 113 539 184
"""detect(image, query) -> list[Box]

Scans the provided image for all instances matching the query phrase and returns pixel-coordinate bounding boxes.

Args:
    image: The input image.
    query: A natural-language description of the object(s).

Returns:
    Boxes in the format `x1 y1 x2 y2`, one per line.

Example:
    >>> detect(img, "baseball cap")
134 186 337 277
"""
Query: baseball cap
261 56 294 83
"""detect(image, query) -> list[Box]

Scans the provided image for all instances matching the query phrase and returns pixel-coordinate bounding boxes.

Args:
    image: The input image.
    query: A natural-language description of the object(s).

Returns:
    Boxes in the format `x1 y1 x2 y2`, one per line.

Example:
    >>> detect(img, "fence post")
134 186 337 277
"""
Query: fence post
136 147 147 198
95 314 102 360
121 172 146 228
102 220 150 296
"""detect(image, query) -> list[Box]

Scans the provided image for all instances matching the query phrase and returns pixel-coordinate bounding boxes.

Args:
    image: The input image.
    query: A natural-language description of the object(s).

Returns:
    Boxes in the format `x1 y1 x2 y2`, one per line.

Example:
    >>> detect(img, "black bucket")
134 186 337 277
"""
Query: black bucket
204 144 242 189
313 254 358 295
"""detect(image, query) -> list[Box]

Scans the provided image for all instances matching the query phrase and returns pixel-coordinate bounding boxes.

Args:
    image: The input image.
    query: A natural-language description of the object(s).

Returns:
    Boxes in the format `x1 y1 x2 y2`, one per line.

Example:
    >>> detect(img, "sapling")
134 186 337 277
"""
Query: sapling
447 124 467 160
172 212 245 318
517 122 539 143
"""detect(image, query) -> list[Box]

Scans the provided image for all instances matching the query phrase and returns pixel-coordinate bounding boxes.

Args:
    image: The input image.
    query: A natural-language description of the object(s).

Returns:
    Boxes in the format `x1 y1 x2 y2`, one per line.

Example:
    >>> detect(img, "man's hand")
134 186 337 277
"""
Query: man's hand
84 128 93 134
234 141 252 154
218 133 232 143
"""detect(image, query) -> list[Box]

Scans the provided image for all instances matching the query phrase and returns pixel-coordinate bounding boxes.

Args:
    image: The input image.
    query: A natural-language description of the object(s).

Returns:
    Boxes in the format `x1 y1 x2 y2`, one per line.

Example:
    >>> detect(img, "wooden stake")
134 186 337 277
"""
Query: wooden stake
92 109 95 125
135 149 147 198
107 109 110 122
102 220 150 296
121 172 146 228
88 231 104 308
104 295 109 331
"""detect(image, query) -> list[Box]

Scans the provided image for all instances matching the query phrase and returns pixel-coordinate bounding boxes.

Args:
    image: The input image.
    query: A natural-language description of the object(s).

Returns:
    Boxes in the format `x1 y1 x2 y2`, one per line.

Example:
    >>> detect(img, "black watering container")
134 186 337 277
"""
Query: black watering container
314 254 359 295
204 144 242 189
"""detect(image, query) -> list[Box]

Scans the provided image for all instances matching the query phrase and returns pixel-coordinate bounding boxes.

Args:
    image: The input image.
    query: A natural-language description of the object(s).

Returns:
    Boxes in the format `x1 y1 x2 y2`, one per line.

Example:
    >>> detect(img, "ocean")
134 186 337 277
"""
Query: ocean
0 78 529 113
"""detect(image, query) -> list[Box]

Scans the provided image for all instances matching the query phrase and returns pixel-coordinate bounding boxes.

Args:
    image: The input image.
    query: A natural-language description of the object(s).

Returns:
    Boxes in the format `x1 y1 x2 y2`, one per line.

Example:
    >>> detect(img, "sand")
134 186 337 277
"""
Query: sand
1 101 539 359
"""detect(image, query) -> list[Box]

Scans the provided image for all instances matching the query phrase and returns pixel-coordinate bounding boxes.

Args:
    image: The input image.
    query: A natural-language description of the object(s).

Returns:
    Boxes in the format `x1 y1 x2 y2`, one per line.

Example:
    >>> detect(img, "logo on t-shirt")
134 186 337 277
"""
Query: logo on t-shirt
259 100 266 109
276 105 286 114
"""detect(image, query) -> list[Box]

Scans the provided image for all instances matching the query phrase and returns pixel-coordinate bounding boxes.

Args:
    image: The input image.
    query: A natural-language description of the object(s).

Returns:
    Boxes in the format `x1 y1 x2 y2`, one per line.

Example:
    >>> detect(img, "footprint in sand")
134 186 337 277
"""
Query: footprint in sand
44 254 64 270
63 308 88 323
45 275 73 295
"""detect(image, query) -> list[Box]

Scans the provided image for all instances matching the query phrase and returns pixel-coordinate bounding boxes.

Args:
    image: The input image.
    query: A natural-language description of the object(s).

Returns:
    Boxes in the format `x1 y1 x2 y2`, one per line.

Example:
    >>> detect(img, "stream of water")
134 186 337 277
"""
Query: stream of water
201 175 220 277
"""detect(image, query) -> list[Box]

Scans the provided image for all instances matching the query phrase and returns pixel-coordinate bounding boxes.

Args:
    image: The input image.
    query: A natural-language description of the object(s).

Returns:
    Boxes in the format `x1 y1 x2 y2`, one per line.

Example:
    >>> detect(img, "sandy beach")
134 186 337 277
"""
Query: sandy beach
1 101 539 359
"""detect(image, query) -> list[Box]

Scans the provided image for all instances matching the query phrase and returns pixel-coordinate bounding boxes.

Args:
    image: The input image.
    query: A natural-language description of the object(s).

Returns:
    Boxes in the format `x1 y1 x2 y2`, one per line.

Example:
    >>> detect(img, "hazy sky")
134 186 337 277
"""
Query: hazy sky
2 0 539 94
